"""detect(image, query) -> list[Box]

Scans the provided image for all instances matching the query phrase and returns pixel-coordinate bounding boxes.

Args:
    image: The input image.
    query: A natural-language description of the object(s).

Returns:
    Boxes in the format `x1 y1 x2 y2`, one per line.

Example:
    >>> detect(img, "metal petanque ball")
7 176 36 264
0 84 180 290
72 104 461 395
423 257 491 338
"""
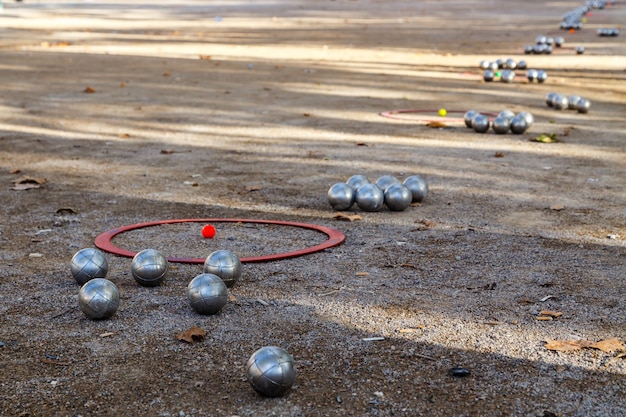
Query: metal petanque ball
517 60 527 70
500 69 515 83
375 175 400 192
187 273 228 315
576 98 591 114
464 110 478 128
403 175 428 203
203 249 242 288
245 346 296 397
346 174 370 191
327 182 355 211
498 110 515 120
568 95 582 110
131 248 169 287
384 183 412 211
492 116 511 134
510 115 528 134
78 278 120 320
488 61 499 72
479 60 490 69
71 248 108 285
524 45 533 54
505 58 517 70
576 46 585 55
553 95 569 110
472 114 490 133
536 70 548 83
526 69 538 82
355 183 384 212
546 92 558 107
554 36 564 47
483 70 494 82
518 111 534 128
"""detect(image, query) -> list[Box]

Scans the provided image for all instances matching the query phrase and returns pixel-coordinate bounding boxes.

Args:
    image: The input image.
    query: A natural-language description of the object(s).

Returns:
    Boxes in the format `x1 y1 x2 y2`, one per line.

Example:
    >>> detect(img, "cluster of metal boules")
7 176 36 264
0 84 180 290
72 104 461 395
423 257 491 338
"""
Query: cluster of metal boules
328 174 428 212
526 69 548 83
560 1 613 30
545 93 591 113
464 110 534 135
524 35 564 54
597 28 620 37
479 58 527 71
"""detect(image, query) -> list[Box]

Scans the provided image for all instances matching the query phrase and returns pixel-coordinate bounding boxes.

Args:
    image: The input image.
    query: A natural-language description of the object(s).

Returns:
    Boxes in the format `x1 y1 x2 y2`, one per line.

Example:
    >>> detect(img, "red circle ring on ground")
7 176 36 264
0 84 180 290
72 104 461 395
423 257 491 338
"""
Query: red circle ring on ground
94 218 346 264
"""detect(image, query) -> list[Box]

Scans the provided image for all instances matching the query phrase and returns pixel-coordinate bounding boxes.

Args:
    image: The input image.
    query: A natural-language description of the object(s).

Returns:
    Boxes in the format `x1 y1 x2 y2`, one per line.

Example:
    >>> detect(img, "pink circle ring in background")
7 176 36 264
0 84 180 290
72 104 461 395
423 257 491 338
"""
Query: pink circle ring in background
94 218 346 264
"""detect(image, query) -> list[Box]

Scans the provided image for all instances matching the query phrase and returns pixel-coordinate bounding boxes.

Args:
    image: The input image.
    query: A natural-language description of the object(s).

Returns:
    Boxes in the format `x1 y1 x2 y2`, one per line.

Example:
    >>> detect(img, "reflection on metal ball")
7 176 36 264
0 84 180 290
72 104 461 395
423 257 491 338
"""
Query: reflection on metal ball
203 249 242 288
327 182 355 211
384 183 412 211
355 183 384 212
131 249 169 287
78 278 120 320
71 248 108 285
187 273 228 315
246 346 296 397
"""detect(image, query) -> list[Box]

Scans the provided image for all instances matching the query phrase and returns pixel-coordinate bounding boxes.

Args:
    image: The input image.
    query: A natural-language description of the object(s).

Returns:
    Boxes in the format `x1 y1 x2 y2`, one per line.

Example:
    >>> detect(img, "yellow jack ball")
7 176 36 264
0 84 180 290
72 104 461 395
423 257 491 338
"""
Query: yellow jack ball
438 108 447 117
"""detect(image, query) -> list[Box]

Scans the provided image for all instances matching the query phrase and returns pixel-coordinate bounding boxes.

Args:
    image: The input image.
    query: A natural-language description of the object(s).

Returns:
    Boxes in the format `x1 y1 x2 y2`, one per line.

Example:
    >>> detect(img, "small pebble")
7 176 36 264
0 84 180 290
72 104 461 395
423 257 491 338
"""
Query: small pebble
0 341 5 347
450 367 471 377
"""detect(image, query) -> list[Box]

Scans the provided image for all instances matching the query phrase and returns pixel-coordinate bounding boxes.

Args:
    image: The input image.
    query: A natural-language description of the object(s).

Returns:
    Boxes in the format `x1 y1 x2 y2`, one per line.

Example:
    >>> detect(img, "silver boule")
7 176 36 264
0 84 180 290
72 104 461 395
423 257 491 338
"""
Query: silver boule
346 174 370 191
403 175 428 203
203 249 242 288
479 60 490 69
187 273 228 315
483 69 494 82
492 116 511 134
498 110 516 120
355 183 384 212
384 183 412 211
500 69 515 83
246 346 296 397
78 278 120 320
554 36 564 47
576 98 591 113
567 95 582 110
536 70 548 83
327 182 355 211
375 175 400 192
518 111 534 127
553 94 569 110
546 92 558 107
131 248 169 287
505 58 517 70
527 69 538 82
517 60 527 70
471 114 490 133
464 110 478 128
488 61 499 72
576 46 585 54
510 115 528 134
71 248 108 285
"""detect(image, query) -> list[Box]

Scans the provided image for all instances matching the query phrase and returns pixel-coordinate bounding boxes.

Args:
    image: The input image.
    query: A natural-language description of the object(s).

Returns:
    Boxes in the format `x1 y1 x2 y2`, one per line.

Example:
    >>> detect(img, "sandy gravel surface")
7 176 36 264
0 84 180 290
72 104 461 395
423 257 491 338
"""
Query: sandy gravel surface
0 1 625 416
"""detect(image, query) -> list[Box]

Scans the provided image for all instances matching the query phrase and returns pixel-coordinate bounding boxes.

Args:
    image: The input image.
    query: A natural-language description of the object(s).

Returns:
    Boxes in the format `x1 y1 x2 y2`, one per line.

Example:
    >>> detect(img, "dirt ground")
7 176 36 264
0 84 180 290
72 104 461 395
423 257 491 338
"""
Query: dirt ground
1 1 625 416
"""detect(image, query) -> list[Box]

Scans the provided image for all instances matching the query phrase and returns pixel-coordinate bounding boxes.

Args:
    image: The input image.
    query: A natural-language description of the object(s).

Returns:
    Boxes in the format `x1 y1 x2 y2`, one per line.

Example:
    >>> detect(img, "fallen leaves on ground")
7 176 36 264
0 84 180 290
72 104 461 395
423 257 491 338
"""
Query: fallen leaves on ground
426 121 447 128
11 176 47 191
176 326 206 344
532 133 559 143
494 152 505 158
333 212 362 222
544 337 624 353
84 86 96 93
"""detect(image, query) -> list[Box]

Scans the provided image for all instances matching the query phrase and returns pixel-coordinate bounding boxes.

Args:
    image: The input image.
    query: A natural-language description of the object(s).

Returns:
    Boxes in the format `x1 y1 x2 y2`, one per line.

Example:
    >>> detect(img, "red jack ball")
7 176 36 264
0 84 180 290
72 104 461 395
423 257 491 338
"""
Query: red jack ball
202 224 216 239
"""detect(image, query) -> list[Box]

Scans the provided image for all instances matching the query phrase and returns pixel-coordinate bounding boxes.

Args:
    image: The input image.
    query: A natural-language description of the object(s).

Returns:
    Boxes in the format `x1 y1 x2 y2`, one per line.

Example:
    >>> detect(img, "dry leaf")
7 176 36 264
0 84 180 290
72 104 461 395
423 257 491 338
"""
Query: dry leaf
355 272 369 276
333 212 362 222
11 176 47 190
550 204 565 211
84 86 96 93
494 152 505 158
118 133 131 138
545 338 625 352
9 168 21 174
41 358 70 366
244 185 262 192
303 113 311 117
540 310 564 318
176 326 206 344
355 142 372 147
160 149 176 154
590 338 625 353
537 316 553 321
163 71 171 77
199 55 212 60
426 121 447 128
99 332 115 338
